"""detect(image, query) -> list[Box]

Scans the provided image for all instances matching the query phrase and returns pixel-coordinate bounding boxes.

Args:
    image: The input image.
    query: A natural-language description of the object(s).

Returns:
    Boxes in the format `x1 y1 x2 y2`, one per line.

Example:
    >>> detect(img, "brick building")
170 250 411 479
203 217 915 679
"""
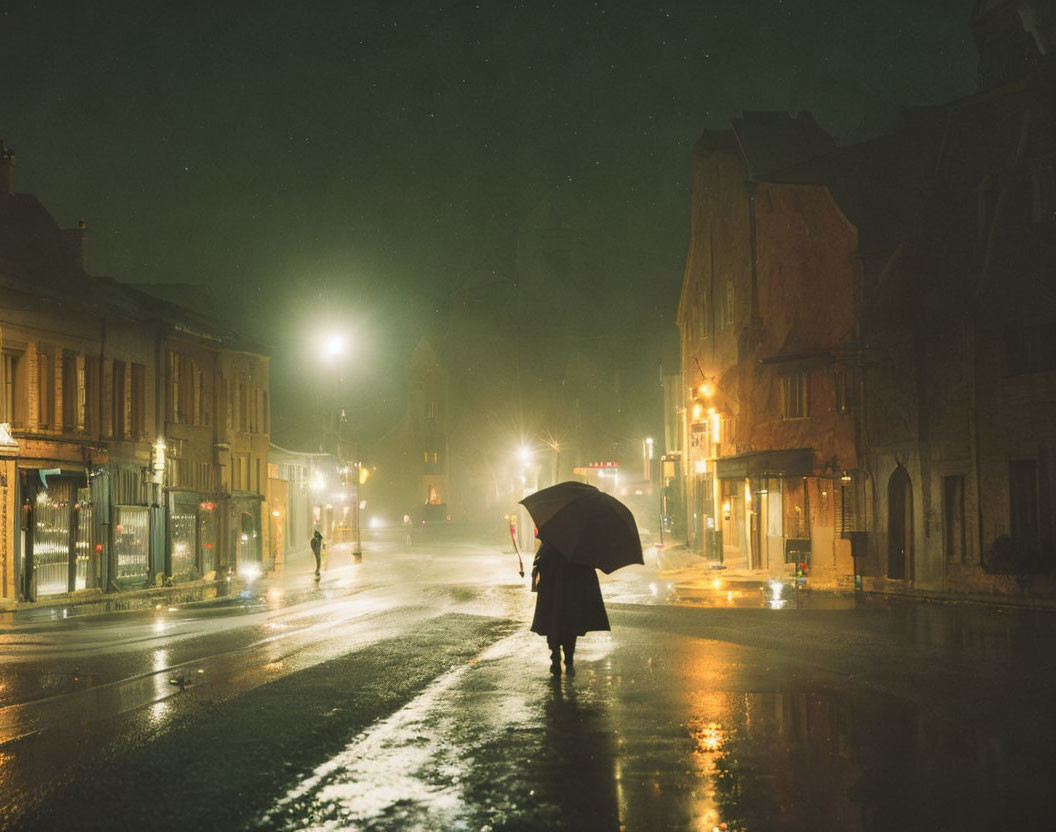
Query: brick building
676 0 1056 596
0 143 270 605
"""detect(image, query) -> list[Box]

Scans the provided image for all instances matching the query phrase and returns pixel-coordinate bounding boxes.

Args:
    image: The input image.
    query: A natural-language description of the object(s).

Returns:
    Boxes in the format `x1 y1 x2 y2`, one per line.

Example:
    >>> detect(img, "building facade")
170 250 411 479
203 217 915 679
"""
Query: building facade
0 144 270 605
675 1 1056 596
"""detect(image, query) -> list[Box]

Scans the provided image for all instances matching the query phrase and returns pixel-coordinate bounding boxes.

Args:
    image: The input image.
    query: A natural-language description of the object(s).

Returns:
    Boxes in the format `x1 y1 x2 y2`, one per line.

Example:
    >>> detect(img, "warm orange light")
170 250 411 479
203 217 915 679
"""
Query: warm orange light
691 403 703 421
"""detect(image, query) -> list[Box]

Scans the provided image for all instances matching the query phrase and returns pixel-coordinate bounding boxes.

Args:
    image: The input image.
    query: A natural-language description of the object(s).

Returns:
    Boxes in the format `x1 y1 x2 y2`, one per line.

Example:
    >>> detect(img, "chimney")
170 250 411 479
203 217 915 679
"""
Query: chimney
0 140 14 197
62 219 89 271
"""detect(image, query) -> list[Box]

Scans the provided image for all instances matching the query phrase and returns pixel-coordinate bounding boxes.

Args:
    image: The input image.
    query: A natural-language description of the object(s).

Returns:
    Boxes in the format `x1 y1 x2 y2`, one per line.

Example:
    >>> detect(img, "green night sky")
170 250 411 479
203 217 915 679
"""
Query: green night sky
0 0 978 438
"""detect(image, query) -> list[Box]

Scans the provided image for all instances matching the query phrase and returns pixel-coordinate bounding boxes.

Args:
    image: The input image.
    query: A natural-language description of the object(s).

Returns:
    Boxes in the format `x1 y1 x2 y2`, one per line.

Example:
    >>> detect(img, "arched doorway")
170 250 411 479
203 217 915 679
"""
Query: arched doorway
887 466 913 580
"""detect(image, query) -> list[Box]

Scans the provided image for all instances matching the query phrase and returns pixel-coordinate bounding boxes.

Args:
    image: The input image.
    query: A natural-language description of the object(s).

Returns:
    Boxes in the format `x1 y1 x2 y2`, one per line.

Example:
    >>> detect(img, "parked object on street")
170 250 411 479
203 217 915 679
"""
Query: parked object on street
520 481 644 574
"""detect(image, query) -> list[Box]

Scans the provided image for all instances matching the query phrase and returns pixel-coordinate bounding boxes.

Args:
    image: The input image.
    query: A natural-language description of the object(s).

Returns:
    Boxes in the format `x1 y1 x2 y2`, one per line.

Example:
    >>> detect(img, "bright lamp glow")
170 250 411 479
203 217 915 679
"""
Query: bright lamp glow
323 333 345 360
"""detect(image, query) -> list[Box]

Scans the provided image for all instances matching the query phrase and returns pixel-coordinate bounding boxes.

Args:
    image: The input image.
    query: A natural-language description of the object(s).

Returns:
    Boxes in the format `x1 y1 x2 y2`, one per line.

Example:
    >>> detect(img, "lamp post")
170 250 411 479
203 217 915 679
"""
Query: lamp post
352 458 364 560
319 330 363 560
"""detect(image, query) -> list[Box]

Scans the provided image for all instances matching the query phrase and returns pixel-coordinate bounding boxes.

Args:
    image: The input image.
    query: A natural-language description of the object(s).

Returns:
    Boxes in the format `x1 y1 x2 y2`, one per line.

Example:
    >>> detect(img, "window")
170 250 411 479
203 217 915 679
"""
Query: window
131 363 146 439
1009 460 1038 546
834 369 853 413
112 360 127 438
781 371 809 419
62 353 77 431
178 357 193 424
85 356 100 435
2 351 23 426
943 475 966 563
37 347 54 428
425 400 436 419
232 454 250 491
783 477 809 539
77 363 86 430
169 351 179 423
192 363 202 426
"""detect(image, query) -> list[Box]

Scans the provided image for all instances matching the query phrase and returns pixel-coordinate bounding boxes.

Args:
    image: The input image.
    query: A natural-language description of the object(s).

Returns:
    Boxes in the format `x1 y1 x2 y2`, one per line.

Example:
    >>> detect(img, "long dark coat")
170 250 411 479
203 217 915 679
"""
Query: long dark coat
530 542 610 641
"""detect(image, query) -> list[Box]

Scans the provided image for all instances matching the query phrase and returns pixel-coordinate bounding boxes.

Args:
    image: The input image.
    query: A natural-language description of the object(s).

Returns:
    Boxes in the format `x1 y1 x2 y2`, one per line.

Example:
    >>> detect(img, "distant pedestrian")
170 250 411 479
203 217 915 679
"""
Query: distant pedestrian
310 530 323 577
530 541 610 676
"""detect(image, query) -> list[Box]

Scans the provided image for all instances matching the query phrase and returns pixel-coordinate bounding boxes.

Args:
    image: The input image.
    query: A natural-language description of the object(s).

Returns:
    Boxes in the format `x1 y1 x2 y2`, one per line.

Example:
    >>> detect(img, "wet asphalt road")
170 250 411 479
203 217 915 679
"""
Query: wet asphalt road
1 529 1055 831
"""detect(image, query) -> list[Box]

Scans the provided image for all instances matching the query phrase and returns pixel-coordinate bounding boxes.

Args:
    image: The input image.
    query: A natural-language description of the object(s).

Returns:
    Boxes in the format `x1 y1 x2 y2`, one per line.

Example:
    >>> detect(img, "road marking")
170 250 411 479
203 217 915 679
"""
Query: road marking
262 631 528 829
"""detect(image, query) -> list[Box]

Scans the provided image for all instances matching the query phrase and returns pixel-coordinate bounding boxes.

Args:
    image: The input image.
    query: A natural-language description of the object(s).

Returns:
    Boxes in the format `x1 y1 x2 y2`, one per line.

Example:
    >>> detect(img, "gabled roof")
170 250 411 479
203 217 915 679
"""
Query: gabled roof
731 110 836 179
759 107 948 258
0 189 267 354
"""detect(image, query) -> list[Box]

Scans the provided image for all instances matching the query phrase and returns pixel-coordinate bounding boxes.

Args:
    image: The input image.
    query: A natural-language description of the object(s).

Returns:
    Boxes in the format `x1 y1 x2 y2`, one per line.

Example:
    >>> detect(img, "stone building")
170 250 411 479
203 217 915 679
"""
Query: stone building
851 0 1056 594
0 143 270 605
675 0 1056 596
676 112 850 579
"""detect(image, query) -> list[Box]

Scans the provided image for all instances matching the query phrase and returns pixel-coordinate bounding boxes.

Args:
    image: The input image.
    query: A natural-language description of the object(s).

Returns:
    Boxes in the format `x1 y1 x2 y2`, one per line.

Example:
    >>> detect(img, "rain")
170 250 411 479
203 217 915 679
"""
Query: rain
1 1 1055 830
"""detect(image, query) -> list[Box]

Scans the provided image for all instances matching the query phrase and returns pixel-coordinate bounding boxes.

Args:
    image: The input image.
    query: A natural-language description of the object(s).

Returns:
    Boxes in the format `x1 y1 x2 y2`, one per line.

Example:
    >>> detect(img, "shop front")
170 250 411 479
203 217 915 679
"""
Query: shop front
716 448 815 574
230 493 263 574
20 471 96 598
112 504 150 587
168 491 221 580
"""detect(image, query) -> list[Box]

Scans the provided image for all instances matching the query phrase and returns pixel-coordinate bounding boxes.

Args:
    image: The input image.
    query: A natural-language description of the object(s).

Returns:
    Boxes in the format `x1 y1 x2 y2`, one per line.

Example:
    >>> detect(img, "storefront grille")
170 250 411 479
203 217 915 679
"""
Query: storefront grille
114 506 149 584
169 498 198 579
34 479 74 596
75 504 94 590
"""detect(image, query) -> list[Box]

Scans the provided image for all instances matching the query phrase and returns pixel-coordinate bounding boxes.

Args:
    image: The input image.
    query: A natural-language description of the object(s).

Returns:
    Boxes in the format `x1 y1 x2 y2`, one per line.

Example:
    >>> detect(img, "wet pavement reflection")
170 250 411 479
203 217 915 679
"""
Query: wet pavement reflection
2 534 1055 830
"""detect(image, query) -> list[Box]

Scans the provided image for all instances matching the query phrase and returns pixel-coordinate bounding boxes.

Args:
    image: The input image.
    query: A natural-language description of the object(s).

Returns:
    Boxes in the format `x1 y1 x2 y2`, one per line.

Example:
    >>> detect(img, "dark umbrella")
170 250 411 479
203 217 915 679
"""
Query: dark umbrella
520 481 644 574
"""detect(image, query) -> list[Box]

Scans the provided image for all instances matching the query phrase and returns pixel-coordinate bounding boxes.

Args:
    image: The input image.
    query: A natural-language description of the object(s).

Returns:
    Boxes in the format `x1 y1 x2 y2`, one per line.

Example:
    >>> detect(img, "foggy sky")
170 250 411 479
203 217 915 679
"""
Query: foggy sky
2 1 977 287
0 0 978 439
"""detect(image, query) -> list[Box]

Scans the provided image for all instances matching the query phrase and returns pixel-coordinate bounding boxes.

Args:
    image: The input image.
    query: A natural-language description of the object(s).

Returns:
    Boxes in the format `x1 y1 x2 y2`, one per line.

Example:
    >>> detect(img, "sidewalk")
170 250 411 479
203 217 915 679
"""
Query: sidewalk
0 543 364 624
654 543 1056 611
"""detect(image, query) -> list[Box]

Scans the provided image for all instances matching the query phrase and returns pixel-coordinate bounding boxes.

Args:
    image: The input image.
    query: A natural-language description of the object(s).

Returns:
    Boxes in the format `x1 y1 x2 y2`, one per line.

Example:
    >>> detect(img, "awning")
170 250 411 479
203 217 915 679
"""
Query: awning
715 448 814 479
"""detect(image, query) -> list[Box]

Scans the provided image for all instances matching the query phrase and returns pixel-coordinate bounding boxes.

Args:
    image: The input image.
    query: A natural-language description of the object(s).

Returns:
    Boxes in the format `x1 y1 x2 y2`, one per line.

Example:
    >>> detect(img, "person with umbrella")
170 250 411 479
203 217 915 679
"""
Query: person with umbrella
521 481 644 677
530 539 609 676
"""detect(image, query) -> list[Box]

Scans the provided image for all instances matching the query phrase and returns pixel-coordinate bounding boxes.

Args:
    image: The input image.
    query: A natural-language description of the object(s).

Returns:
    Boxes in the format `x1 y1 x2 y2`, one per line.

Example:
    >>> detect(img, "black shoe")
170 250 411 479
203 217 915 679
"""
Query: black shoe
550 660 561 675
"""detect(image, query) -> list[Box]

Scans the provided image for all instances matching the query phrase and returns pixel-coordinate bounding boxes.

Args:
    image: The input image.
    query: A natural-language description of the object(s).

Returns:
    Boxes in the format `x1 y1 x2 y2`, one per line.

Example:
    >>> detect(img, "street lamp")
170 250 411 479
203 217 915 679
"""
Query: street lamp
323 333 345 361
316 328 365 560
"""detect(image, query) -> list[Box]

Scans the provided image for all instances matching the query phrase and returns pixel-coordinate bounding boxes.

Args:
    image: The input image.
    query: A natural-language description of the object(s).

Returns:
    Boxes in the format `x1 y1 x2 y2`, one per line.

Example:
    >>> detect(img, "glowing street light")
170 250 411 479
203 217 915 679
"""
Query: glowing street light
323 333 346 361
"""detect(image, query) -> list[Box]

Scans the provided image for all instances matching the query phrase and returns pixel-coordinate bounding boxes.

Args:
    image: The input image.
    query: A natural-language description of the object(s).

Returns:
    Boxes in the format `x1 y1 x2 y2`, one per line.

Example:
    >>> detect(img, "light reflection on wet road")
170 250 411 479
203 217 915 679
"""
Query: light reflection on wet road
1 530 1055 830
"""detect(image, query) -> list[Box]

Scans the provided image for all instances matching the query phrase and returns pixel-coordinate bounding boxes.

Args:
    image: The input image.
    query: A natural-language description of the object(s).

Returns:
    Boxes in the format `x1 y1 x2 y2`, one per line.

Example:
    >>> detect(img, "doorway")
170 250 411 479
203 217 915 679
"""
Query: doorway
887 466 913 580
